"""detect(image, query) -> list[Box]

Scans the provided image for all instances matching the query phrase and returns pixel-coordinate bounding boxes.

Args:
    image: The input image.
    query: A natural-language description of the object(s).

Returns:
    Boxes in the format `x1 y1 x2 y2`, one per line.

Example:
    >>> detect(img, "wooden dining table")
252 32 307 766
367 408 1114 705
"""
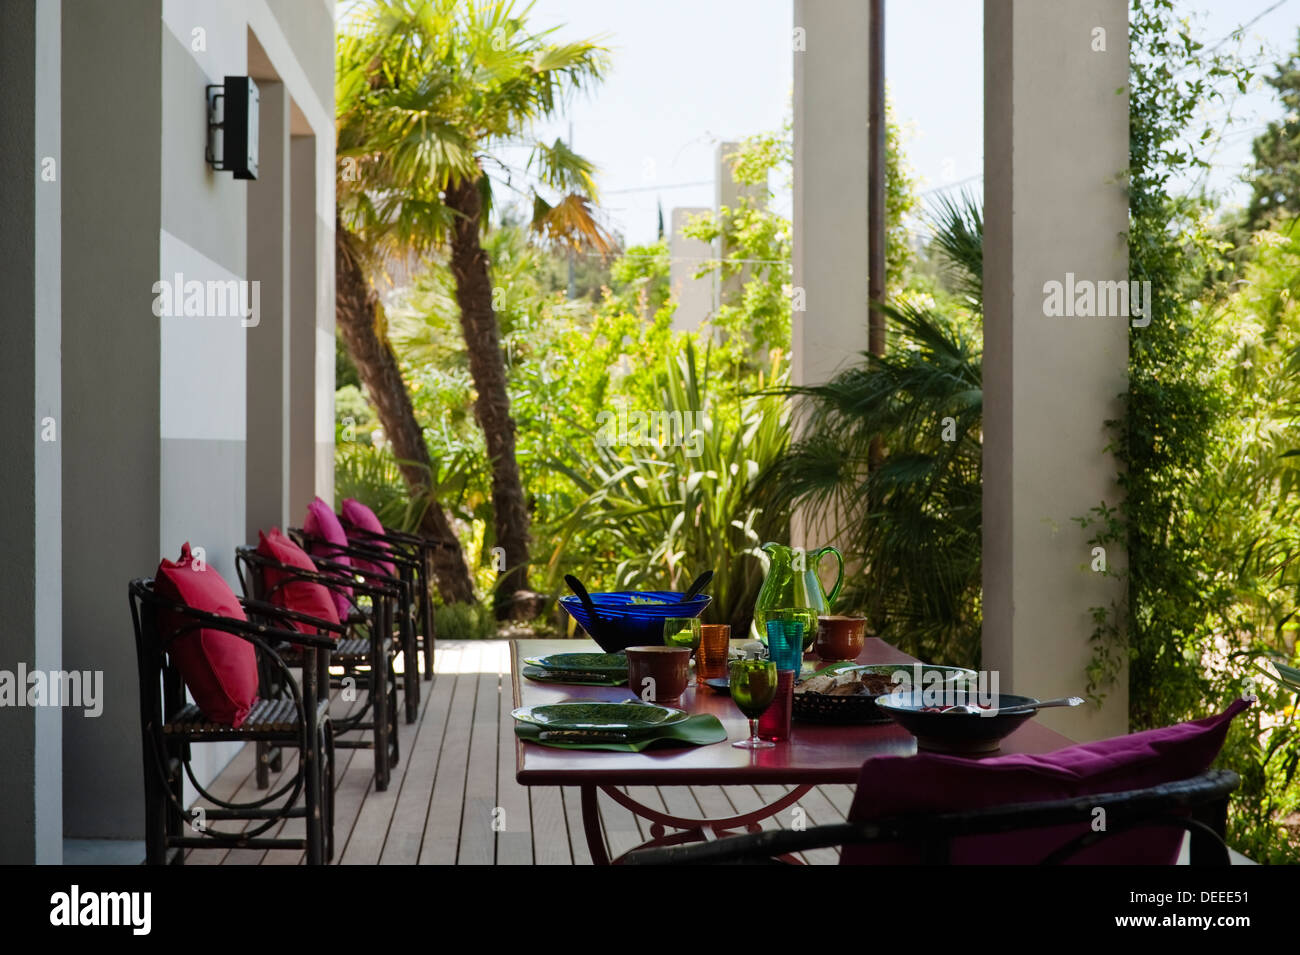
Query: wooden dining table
511 637 1074 864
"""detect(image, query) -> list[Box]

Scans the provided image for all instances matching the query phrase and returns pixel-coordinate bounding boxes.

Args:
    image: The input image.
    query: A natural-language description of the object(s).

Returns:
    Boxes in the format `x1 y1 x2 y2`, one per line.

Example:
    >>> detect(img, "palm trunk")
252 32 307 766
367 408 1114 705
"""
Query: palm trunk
335 222 476 603
444 177 533 617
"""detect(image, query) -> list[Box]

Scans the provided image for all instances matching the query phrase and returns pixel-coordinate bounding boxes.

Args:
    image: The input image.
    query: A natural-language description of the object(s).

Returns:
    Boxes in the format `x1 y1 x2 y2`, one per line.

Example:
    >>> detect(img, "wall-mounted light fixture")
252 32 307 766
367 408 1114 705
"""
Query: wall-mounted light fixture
205 76 259 179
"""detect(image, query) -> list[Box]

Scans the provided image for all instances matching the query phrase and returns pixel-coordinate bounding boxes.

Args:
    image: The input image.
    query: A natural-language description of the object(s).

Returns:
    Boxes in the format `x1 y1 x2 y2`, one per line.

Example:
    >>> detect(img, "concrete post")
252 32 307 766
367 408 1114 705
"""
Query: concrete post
669 207 714 333
246 81 292 539
0 0 63 864
289 133 322 515
60 0 163 838
790 0 872 551
715 141 766 312
983 0 1130 740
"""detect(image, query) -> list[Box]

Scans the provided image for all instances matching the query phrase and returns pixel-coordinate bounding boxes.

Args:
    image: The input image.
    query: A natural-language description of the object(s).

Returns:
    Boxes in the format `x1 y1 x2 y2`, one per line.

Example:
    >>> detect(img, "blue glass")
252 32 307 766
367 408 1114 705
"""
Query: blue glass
765 617 807 672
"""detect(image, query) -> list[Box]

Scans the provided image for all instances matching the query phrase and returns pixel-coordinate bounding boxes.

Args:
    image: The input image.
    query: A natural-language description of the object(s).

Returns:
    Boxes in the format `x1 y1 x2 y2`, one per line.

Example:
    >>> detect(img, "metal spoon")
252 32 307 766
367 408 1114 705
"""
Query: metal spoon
944 696 1085 715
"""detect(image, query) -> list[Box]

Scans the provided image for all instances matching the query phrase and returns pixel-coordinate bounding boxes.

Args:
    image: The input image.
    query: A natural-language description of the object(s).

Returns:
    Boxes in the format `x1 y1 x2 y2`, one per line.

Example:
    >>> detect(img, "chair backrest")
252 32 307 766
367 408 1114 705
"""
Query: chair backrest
842 699 1250 865
127 578 183 743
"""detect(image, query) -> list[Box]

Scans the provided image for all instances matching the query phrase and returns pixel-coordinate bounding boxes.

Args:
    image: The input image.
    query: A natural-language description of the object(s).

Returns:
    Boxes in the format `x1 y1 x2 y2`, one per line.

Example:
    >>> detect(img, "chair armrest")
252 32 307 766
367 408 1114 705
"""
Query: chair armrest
240 598 347 642
149 595 338 651
309 555 402 599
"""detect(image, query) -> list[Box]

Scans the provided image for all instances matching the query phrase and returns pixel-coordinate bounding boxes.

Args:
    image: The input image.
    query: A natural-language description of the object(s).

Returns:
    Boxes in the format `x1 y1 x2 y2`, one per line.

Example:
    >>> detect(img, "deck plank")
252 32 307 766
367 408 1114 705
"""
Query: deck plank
417 642 482 864
457 645 504 865
380 644 460 865
560 787 593 865
338 671 434 865
496 644 536 865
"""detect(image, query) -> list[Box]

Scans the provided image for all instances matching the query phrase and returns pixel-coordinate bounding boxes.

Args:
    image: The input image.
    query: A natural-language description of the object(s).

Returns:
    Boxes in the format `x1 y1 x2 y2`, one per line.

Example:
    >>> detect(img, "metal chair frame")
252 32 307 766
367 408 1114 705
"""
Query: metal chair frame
128 578 342 864
621 770 1242 866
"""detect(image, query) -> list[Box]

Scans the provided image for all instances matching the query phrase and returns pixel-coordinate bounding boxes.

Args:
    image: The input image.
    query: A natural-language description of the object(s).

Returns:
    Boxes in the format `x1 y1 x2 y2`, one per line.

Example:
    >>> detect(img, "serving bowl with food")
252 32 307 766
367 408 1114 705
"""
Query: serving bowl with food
791 663 976 725
874 691 1042 754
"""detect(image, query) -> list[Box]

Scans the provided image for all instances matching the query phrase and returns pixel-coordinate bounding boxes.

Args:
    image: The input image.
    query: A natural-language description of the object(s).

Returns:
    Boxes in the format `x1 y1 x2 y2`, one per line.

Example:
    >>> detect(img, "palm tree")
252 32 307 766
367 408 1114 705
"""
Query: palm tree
755 192 985 664
336 0 611 615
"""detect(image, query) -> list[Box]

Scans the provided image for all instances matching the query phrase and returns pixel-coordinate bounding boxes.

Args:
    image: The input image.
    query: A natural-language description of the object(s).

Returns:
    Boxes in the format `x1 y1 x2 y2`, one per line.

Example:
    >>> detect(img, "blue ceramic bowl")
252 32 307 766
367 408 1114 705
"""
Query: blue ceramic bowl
559 591 712 652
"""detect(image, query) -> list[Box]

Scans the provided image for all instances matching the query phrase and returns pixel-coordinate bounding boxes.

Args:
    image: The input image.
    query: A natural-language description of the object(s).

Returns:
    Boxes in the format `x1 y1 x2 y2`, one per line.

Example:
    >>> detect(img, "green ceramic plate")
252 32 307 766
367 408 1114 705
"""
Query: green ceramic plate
511 702 688 734
524 652 629 675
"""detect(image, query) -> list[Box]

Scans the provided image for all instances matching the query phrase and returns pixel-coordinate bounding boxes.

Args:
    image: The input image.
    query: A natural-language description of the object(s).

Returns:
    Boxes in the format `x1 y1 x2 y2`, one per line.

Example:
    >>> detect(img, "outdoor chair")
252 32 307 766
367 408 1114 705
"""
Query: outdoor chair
335 507 441 683
128 577 342 865
622 769 1241 865
236 545 402 791
290 524 425 724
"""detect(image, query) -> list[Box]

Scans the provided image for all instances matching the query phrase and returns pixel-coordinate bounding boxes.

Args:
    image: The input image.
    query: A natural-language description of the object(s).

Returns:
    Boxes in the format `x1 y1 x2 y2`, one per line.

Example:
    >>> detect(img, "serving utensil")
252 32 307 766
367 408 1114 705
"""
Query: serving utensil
944 695 1085 715
680 569 714 603
564 574 611 643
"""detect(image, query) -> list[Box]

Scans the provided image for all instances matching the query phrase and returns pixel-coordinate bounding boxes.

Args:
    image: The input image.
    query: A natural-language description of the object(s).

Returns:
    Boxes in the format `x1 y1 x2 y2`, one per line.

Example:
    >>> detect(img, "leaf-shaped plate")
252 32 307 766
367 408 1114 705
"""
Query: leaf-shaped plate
524 652 629 674
511 702 688 735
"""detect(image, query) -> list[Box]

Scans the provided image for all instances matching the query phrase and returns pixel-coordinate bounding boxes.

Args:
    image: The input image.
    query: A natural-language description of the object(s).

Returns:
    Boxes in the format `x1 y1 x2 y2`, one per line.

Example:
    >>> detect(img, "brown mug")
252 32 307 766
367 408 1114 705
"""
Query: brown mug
814 615 868 662
625 645 691 702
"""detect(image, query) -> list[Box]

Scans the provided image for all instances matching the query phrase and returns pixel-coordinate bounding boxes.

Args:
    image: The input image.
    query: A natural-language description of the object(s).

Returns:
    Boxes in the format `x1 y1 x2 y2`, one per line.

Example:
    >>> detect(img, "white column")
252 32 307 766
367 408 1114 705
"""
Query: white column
246 81 293 539
715 141 766 312
289 132 322 515
790 0 872 550
0 0 63 863
61 0 163 838
668 207 714 332
791 0 870 391
983 0 1130 740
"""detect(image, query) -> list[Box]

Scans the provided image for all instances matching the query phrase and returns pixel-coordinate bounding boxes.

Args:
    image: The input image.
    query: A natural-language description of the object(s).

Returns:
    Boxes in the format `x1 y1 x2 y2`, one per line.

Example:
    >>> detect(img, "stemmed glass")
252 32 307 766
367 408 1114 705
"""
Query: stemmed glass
663 617 702 684
729 658 779 749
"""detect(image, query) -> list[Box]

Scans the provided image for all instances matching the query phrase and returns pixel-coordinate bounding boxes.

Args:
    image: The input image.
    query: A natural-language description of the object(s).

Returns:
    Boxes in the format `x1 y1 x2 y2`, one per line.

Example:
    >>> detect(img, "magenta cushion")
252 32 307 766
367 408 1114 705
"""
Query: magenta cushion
841 698 1251 865
256 527 341 633
155 543 258 728
340 498 397 578
303 496 353 619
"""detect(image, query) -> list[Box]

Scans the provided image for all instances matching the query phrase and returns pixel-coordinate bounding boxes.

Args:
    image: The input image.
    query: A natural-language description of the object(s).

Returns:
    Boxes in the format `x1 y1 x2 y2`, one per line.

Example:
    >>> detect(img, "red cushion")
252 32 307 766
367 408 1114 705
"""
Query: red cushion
340 498 397 578
256 527 341 633
303 497 353 619
154 543 258 728
841 698 1251 865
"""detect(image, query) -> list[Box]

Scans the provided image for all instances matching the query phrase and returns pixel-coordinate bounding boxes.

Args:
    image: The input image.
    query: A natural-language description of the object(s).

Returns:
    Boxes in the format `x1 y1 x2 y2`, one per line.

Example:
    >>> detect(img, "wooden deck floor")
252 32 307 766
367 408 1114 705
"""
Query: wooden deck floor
193 639 852 865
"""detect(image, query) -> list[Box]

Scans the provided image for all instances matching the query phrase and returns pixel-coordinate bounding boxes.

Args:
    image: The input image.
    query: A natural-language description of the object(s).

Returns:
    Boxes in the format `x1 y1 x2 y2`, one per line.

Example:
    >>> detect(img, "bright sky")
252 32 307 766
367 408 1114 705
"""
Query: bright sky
514 0 1300 246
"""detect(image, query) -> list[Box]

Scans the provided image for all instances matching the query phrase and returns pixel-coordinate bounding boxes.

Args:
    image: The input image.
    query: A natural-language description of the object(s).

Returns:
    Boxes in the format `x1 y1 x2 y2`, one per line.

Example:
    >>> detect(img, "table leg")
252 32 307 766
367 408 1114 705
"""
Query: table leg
579 783 814 864
579 785 611 866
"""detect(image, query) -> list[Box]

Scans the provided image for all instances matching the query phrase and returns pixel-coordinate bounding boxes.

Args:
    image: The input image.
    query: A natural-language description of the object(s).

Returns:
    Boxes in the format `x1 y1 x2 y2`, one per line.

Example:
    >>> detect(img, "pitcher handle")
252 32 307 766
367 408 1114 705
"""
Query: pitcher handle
815 546 844 607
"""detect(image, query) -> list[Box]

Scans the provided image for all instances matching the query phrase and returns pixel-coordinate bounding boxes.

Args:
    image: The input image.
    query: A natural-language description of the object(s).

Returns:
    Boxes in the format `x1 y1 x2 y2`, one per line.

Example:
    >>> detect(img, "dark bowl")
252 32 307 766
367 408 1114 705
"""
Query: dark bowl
874 691 1040 754
559 591 712 653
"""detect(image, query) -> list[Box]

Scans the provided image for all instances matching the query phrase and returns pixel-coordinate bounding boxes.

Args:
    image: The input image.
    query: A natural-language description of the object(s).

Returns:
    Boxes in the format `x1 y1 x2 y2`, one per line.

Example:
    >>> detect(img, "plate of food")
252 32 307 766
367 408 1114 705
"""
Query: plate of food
792 663 976 724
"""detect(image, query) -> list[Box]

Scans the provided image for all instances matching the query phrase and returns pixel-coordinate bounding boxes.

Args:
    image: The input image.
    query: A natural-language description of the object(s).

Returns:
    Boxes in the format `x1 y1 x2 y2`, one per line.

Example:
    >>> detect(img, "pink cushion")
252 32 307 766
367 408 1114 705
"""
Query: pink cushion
256 528 341 633
154 543 259 728
303 497 352 619
340 498 397 578
842 698 1251 865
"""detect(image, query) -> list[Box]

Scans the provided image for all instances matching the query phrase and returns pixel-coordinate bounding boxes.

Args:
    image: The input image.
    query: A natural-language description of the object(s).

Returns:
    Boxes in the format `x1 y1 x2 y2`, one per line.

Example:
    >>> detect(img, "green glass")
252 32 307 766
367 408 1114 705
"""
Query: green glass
730 658 778 750
664 617 702 686
751 542 844 645
663 617 702 651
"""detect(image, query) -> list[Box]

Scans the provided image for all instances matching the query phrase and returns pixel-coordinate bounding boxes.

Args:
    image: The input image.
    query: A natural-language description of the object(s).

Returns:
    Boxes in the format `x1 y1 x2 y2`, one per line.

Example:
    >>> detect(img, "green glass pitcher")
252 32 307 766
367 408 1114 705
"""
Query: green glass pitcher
751 542 844 647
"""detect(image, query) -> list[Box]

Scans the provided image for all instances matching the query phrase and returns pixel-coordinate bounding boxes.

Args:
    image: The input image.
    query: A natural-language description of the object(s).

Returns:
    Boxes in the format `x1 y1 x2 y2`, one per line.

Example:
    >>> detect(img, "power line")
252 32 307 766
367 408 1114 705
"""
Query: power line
604 180 714 196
